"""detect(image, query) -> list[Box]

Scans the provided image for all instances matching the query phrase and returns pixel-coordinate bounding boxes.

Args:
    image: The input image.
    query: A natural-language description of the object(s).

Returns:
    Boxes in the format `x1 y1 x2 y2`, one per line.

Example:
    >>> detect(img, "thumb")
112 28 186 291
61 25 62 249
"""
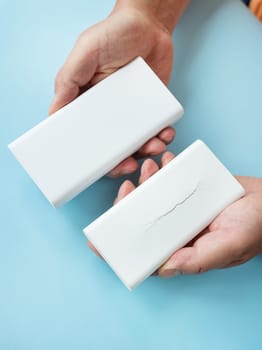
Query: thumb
49 30 98 114
158 229 238 277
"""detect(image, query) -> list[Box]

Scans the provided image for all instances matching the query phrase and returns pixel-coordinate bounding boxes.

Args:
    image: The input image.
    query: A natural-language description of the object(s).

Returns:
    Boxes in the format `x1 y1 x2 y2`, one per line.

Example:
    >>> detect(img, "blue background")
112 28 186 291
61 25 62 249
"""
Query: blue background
1 0 262 349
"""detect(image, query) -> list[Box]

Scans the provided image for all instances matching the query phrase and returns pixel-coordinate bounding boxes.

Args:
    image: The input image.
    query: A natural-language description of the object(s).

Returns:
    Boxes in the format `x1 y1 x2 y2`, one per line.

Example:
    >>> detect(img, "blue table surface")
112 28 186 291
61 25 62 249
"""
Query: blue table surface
1 0 262 349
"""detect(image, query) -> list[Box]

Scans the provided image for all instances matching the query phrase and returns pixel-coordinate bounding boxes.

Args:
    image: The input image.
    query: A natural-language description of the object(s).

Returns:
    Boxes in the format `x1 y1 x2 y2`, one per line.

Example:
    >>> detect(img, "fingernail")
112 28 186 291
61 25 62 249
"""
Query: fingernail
163 133 175 143
159 268 181 278
120 167 133 175
112 167 134 177
110 167 126 177
109 169 120 177
158 262 181 277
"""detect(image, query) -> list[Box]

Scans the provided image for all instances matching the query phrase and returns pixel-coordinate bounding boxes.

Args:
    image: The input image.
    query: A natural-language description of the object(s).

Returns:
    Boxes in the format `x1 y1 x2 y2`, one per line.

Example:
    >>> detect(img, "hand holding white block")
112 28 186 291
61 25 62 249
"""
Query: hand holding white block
84 140 245 290
8 57 183 207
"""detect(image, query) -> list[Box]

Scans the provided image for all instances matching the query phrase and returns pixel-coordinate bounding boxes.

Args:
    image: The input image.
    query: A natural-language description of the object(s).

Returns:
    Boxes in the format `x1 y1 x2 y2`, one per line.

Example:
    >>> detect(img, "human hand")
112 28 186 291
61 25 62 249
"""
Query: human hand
49 0 188 177
88 152 262 276
158 174 262 276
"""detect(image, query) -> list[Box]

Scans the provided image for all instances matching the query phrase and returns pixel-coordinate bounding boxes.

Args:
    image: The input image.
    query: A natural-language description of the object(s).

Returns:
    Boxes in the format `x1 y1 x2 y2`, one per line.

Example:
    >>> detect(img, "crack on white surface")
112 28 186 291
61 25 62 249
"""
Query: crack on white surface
146 184 199 230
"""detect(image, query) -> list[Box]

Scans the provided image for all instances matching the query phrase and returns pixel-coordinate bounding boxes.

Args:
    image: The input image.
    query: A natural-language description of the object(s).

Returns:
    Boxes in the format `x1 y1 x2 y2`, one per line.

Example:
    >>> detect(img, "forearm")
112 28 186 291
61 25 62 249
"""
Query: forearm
114 0 190 33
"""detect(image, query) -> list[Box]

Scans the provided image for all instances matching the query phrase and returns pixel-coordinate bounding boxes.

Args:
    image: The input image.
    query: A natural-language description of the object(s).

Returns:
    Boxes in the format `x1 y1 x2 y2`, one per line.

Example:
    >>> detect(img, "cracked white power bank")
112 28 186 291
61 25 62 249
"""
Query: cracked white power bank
84 140 245 290
8 57 183 207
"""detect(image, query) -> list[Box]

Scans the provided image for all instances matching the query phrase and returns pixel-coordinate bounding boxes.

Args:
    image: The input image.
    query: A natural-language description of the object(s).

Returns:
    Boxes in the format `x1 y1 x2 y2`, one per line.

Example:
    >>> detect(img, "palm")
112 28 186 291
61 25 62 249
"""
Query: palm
158 176 262 275
87 8 174 86
202 178 262 268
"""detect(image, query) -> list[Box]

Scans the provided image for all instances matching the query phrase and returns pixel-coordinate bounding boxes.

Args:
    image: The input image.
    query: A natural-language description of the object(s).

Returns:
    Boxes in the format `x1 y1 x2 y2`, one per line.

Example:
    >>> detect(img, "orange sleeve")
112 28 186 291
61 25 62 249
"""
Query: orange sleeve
250 0 262 20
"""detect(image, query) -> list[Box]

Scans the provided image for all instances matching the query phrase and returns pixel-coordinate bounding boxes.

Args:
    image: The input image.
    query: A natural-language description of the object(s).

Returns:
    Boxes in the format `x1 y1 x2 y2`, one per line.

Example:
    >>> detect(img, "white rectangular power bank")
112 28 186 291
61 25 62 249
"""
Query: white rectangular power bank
84 140 245 290
8 57 183 207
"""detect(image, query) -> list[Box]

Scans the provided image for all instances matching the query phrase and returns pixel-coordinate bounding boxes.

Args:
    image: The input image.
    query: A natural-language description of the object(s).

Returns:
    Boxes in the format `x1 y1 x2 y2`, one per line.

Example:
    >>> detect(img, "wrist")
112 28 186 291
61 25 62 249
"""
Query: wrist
113 0 189 33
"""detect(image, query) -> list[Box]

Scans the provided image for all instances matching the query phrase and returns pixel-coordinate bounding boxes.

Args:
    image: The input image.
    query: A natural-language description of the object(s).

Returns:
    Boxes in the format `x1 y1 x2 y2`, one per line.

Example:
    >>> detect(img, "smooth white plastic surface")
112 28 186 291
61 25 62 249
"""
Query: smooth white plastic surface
8 57 183 207
84 140 245 290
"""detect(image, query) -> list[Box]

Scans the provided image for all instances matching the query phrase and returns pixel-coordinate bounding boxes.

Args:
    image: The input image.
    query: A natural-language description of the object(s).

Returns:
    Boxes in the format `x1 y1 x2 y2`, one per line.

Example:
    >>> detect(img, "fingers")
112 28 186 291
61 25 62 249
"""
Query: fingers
114 151 174 205
114 180 136 204
137 137 166 157
107 157 138 178
161 151 175 167
114 151 174 203
137 151 174 186
138 159 159 184
89 152 174 259
157 127 175 144
137 151 174 185
49 30 98 114
137 127 175 157
113 158 160 205
108 127 175 178
158 229 238 277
